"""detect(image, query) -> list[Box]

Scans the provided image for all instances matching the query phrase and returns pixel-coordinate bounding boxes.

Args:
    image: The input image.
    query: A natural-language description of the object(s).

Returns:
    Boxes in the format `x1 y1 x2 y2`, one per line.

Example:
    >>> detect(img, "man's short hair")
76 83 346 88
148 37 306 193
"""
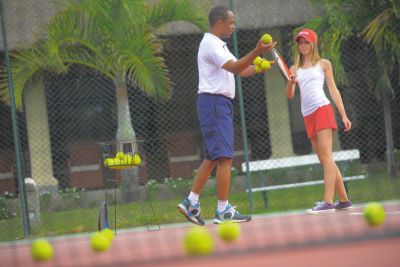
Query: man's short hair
208 6 230 26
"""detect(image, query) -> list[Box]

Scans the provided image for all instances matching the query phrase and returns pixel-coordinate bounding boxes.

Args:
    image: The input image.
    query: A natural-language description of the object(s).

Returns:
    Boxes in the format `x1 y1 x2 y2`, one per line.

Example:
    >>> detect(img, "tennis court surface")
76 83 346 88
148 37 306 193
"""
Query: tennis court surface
1 201 399 267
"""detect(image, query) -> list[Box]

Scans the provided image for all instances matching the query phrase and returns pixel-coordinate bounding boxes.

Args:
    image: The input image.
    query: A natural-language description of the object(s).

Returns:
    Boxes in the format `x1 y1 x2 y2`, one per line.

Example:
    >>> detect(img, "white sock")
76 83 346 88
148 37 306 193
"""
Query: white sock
217 200 228 213
188 192 199 206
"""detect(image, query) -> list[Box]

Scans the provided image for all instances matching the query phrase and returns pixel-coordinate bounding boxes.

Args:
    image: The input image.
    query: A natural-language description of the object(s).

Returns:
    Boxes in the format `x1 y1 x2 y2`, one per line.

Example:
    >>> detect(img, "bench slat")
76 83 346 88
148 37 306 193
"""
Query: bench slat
242 149 360 172
247 175 365 193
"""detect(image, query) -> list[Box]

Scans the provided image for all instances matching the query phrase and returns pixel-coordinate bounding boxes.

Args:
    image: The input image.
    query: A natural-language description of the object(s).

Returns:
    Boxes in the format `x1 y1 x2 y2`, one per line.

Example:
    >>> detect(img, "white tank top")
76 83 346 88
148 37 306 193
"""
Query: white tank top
296 63 330 116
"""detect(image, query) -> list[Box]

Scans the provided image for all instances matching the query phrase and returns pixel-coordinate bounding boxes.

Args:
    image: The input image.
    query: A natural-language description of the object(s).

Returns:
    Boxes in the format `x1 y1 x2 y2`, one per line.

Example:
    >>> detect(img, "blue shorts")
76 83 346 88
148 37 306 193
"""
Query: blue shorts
197 93 234 160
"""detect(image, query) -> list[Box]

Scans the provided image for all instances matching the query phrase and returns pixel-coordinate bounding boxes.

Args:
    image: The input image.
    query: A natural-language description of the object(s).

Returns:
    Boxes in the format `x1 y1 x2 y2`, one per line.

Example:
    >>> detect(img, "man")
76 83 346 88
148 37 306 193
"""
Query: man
178 6 275 225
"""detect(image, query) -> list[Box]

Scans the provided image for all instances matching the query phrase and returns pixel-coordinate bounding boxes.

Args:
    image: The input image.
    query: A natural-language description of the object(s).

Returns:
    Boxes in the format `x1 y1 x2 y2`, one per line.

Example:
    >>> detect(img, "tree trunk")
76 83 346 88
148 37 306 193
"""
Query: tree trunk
114 75 138 202
382 93 397 178
115 76 135 141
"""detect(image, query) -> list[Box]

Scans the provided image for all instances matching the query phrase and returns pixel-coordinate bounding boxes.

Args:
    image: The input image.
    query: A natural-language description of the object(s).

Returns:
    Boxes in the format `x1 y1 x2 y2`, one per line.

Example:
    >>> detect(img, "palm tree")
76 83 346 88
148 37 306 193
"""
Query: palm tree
296 0 399 177
0 0 208 191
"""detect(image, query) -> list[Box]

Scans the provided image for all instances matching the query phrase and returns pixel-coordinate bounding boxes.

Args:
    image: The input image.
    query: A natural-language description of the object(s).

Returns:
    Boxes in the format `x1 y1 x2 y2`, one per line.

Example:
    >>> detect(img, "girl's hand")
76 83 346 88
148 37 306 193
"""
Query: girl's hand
289 73 297 85
342 117 352 131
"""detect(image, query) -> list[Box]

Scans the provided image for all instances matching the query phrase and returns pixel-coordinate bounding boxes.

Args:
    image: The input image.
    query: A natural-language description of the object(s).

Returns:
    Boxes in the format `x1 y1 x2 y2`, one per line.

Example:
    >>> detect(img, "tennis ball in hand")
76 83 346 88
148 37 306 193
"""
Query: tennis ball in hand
217 221 241 242
363 202 386 227
255 65 262 73
260 60 271 71
101 228 115 243
183 226 213 256
90 232 111 252
31 239 53 261
262 33 272 44
253 56 262 66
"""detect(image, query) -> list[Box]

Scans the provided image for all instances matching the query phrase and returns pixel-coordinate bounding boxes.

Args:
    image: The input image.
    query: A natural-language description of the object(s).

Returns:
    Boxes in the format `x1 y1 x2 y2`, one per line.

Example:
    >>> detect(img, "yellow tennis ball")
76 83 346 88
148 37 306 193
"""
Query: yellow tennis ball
254 65 262 73
363 202 386 227
115 152 125 160
113 158 121 166
183 226 213 256
217 221 241 242
31 239 53 261
262 33 272 44
132 153 142 166
100 228 115 243
260 60 271 71
90 232 111 252
104 158 114 167
253 56 262 66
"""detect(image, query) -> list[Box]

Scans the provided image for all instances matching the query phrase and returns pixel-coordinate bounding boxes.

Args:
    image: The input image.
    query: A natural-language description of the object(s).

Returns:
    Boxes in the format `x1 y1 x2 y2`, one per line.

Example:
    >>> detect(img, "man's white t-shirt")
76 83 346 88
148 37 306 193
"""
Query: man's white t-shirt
197 33 237 99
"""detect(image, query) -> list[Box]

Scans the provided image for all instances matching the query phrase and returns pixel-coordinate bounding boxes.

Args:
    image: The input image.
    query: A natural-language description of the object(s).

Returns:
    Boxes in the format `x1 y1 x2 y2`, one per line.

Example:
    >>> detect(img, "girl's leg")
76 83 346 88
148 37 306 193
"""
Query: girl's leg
334 164 350 202
310 138 349 202
314 129 336 204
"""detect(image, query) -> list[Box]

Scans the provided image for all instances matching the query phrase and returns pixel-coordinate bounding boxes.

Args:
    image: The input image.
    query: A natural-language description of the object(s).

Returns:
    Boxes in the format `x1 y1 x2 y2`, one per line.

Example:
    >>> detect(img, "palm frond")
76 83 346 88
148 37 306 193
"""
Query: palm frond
146 0 208 32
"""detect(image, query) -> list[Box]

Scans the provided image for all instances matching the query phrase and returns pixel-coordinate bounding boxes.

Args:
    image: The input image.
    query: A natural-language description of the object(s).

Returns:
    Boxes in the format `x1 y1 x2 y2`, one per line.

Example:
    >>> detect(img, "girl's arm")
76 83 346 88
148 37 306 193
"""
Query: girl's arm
322 59 352 131
285 65 297 99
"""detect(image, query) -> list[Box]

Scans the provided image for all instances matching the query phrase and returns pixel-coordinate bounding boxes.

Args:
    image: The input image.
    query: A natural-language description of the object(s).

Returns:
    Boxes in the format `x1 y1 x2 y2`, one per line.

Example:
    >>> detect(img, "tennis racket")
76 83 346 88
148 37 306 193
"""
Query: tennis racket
98 201 109 231
271 48 291 81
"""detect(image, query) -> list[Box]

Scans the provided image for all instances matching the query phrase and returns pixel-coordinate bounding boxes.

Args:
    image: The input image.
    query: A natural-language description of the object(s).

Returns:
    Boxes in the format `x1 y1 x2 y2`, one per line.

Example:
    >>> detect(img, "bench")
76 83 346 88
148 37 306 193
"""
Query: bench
241 149 365 208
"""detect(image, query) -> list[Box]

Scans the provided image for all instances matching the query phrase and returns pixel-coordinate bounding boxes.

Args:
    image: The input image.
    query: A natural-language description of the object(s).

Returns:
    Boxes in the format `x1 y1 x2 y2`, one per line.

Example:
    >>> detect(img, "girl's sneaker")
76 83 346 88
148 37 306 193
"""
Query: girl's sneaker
306 201 335 214
334 200 352 210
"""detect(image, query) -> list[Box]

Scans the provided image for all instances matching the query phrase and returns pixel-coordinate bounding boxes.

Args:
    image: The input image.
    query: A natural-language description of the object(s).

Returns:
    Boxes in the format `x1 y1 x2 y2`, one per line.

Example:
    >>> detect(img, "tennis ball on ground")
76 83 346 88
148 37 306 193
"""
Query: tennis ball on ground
183 226 213 256
253 56 262 66
31 239 53 261
90 231 111 252
115 152 125 160
101 228 115 243
363 202 386 227
132 153 142 166
217 221 241 242
262 33 272 44
260 60 271 71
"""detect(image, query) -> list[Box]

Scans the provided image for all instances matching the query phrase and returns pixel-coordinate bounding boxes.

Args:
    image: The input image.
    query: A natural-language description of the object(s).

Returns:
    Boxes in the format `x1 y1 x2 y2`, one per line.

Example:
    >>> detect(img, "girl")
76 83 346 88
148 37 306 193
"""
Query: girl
285 29 352 214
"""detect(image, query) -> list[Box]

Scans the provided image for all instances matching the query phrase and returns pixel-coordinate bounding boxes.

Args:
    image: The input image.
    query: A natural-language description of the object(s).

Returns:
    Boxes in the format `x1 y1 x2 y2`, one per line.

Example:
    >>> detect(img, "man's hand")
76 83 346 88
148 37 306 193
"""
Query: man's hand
256 38 276 54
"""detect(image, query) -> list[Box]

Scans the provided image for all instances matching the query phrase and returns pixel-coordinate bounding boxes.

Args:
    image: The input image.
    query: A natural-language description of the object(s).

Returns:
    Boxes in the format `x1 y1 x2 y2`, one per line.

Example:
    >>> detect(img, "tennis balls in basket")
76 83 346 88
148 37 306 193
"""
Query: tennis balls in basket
217 221 241 242
90 231 111 252
104 158 114 167
31 239 53 261
183 226 213 256
363 202 386 227
115 151 125 160
132 153 142 166
262 33 272 44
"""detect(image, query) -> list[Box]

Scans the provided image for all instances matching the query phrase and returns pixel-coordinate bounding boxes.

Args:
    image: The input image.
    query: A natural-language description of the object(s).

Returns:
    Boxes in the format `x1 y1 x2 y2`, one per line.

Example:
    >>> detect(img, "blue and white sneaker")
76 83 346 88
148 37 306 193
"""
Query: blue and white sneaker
213 204 251 224
177 198 205 226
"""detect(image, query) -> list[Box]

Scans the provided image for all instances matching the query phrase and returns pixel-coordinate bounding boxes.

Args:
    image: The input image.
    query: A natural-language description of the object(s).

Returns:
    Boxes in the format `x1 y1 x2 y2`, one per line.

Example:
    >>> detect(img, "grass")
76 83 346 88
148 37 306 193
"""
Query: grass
1 169 400 242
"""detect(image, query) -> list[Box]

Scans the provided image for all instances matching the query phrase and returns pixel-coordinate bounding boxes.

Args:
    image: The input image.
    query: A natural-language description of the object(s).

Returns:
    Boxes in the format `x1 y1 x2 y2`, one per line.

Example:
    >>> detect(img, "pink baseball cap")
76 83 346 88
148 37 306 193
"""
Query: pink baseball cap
294 29 318 43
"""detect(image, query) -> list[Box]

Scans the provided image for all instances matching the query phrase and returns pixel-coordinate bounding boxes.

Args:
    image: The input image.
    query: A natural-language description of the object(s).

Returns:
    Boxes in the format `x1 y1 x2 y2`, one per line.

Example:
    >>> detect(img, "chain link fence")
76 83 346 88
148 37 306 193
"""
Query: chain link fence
0 0 399 242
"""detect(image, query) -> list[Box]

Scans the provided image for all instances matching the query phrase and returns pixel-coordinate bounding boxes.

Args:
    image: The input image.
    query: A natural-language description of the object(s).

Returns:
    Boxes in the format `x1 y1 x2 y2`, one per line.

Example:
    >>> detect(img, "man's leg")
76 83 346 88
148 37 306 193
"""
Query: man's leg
192 159 217 194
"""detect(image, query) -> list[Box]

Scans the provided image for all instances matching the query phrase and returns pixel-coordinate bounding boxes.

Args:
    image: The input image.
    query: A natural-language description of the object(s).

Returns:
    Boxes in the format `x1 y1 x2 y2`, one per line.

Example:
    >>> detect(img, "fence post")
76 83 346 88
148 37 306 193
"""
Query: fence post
227 0 254 212
0 0 31 236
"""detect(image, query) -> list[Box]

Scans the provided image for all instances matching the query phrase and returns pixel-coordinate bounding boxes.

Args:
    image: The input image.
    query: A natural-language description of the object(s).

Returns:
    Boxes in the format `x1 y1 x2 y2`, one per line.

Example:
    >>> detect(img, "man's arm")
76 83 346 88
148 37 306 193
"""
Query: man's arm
222 40 276 75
